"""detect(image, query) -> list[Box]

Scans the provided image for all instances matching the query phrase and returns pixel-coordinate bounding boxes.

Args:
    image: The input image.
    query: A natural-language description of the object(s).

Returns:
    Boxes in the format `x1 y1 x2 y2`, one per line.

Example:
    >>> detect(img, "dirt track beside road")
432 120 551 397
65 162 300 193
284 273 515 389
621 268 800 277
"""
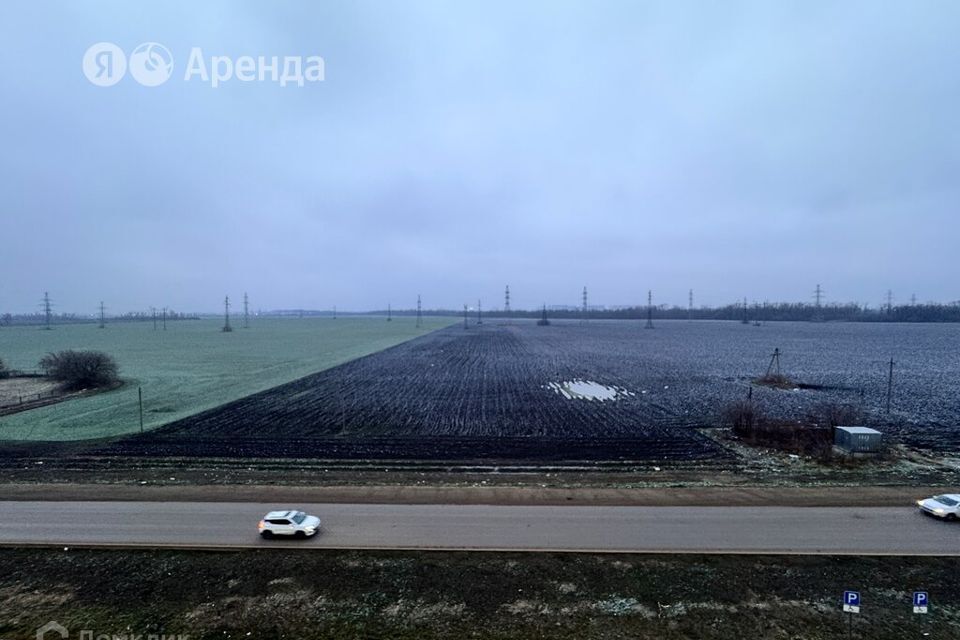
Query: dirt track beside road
2 482 954 507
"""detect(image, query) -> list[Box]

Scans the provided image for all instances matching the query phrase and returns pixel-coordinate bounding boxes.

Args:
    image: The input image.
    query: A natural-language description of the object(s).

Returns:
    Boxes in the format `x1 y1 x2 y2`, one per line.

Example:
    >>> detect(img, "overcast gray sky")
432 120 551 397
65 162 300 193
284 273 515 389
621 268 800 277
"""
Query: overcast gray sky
1 1 958 313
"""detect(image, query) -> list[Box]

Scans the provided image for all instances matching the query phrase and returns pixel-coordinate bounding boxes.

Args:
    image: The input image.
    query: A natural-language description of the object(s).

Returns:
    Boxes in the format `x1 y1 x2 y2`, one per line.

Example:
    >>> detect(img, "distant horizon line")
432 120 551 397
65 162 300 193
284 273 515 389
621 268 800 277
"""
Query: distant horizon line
5 298 960 318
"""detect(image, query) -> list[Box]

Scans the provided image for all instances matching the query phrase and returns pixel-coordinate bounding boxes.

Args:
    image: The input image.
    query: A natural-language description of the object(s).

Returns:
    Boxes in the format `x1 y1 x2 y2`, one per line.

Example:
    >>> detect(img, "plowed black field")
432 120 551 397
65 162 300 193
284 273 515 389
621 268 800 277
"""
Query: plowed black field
100 319 960 460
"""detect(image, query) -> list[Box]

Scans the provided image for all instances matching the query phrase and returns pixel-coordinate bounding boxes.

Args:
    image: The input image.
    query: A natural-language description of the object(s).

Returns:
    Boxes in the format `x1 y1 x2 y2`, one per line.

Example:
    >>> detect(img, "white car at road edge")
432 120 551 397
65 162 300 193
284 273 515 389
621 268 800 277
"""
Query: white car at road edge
917 494 960 520
258 510 322 538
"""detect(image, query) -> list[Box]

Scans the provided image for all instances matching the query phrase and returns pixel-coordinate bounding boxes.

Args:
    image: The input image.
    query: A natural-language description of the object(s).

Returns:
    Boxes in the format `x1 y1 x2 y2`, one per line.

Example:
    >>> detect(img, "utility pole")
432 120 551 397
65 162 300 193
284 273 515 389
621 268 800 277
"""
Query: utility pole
645 290 654 329
387 303 392 322
162 307 167 331
98 301 106 329
688 289 693 321
222 296 232 332
886 358 895 414
416 295 422 328
42 292 52 330
477 299 482 325
766 348 782 378
138 386 143 433
582 286 588 324
463 303 468 329
151 307 157 330
333 305 337 320
243 293 250 329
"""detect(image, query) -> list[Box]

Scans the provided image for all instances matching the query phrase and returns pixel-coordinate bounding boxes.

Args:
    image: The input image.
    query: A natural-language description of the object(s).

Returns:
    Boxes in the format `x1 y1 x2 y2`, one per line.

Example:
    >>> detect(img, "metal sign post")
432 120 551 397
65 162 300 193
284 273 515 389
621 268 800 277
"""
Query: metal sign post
913 591 929 637
842 591 860 638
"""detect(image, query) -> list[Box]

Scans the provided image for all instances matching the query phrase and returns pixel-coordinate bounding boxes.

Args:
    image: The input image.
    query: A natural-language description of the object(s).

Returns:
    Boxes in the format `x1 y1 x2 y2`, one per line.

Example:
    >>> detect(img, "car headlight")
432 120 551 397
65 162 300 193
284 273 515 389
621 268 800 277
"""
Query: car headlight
934 508 945 514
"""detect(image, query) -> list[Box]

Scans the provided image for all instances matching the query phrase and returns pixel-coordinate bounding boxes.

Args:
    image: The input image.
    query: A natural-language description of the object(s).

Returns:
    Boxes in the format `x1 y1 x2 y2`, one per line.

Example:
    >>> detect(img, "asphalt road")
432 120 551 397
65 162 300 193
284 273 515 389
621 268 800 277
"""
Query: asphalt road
0 501 957 554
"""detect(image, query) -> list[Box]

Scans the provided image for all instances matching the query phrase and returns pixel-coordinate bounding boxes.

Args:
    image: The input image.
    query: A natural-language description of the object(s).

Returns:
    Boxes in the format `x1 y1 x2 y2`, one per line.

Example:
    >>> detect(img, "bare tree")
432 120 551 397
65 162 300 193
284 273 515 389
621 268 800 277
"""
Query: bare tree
39 350 119 390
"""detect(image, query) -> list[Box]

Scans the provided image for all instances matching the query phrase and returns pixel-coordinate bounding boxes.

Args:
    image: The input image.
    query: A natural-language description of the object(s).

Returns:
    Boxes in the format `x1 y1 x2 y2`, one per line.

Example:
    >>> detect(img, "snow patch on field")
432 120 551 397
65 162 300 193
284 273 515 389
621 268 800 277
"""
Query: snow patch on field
546 379 634 401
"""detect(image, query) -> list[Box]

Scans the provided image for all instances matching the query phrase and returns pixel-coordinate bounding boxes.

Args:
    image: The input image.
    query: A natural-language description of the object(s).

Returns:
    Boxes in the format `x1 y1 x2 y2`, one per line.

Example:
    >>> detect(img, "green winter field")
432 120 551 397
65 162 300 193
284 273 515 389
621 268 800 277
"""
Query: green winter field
0 316 452 441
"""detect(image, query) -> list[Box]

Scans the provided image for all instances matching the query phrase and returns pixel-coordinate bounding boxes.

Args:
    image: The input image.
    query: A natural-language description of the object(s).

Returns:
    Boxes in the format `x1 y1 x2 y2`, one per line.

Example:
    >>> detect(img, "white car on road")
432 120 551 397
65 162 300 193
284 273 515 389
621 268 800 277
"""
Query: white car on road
258 510 322 538
917 494 960 520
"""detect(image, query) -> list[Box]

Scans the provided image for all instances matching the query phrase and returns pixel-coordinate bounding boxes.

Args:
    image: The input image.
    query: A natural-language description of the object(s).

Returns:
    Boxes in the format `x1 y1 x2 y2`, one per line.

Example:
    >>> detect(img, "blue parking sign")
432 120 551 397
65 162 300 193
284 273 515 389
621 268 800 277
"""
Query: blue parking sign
843 591 860 613
913 591 929 614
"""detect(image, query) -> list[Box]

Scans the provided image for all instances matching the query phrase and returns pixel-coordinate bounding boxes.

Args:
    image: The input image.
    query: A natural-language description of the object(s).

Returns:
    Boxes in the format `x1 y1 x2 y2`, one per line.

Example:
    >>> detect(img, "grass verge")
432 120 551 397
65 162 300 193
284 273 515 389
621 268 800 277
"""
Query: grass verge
0 549 957 639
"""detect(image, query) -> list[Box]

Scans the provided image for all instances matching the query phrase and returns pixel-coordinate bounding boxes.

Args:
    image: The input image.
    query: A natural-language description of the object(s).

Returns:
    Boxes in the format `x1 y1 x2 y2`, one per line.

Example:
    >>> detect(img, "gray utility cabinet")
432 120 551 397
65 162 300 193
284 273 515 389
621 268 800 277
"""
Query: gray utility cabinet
834 426 883 453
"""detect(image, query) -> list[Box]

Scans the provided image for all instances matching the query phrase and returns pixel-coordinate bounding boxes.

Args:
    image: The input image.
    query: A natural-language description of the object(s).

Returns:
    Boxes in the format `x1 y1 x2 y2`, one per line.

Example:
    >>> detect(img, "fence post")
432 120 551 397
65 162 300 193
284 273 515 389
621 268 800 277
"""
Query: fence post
886 358 895 415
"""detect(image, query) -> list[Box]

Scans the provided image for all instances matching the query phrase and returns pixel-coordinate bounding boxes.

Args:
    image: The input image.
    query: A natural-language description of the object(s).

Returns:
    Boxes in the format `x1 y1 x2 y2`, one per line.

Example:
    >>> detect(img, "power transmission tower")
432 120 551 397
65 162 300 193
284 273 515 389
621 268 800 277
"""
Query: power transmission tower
537 304 550 326
243 293 250 329
98 301 106 329
416 295 422 328
886 290 894 314
387 303 392 322
162 307 167 331
910 293 917 306
151 307 157 330
504 285 511 324
41 292 52 330
582 286 588 324
463 303 468 329
688 289 693 321
333 305 337 320
645 290 654 329
812 284 824 322
222 296 232 332
477 299 482 325
741 296 749 324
